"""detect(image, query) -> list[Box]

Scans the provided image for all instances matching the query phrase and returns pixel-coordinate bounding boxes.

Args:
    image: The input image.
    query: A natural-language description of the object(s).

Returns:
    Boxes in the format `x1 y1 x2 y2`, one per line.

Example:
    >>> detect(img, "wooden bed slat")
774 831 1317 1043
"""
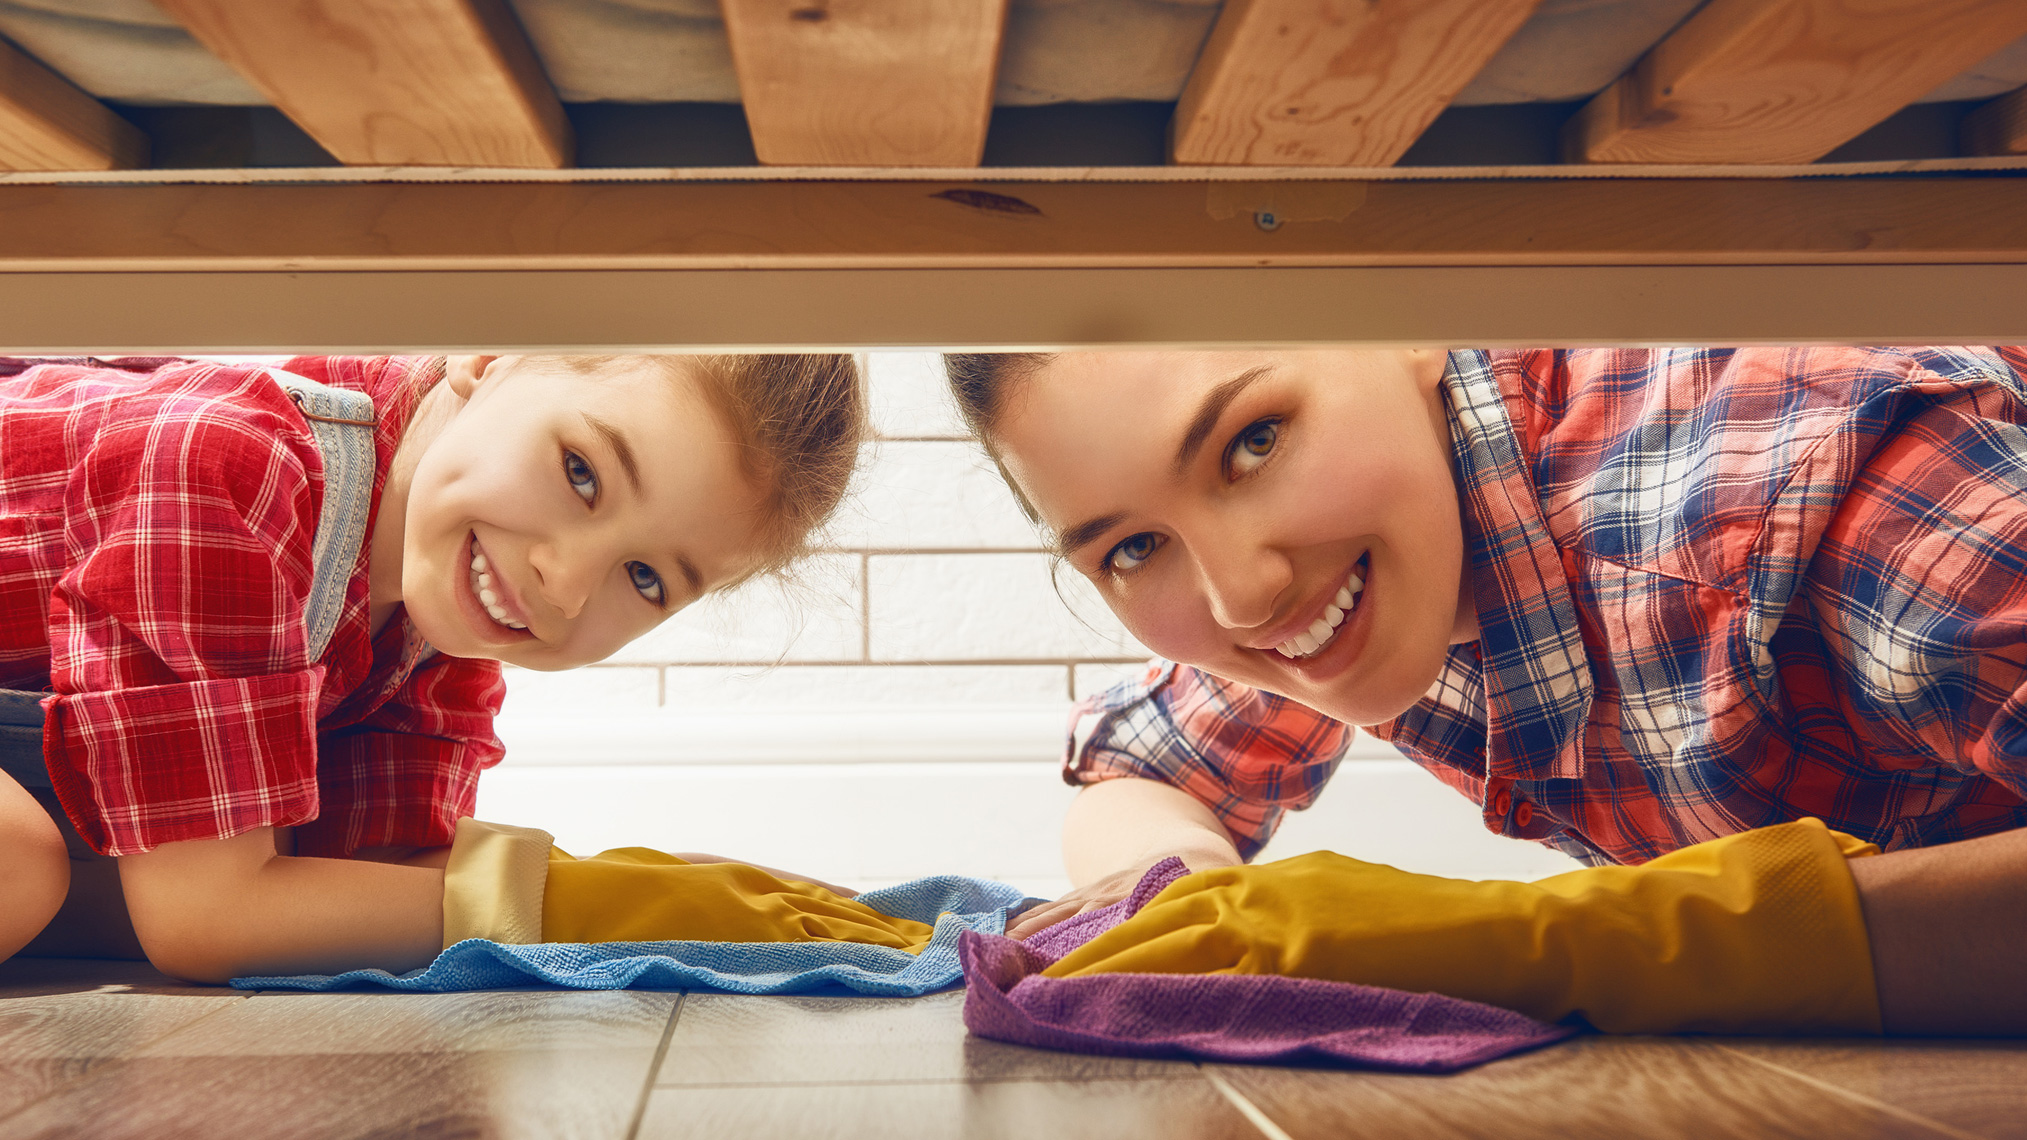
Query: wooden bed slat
1565 0 2027 165
0 178 2019 271
1169 0 1542 166
723 0 1008 166
1964 87 2027 156
152 0 572 168
0 37 146 171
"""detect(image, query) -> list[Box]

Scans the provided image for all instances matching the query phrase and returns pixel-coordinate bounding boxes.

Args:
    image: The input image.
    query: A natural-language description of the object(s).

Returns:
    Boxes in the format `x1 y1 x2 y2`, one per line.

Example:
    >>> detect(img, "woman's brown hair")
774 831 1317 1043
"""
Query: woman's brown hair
942 352 1053 523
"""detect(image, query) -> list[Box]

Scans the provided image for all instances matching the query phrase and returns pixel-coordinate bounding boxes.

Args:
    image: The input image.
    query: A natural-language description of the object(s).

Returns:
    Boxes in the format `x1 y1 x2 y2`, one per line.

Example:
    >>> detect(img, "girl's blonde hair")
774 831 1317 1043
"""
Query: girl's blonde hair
538 354 866 581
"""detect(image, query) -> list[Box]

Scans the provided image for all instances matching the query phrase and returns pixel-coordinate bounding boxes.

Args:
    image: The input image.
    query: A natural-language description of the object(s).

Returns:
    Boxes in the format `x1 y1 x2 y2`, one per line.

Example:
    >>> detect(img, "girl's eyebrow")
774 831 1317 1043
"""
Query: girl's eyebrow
1172 365 1274 476
582 413 642 495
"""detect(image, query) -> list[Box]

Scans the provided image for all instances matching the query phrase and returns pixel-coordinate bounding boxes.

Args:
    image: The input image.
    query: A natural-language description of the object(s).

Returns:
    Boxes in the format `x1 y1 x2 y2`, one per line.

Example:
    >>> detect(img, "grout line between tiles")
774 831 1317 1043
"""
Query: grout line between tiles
1714 1045 1988 1140
625 992 685 1140
1202 1066 1298 1140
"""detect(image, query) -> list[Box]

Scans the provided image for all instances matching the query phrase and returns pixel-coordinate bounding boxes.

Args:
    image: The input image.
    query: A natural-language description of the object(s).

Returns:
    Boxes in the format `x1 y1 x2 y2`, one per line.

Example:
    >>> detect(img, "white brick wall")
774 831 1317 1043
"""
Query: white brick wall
491 352 1582 892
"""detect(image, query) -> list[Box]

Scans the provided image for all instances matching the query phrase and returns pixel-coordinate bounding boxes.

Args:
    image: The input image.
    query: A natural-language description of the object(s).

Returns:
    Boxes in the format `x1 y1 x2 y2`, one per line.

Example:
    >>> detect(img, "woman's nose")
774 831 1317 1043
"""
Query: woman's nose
1192 539 1291 631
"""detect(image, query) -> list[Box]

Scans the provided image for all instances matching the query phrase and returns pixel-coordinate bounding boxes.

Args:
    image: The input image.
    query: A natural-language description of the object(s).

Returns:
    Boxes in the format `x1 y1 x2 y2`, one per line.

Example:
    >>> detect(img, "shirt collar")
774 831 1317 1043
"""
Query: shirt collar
1442 350 1593 782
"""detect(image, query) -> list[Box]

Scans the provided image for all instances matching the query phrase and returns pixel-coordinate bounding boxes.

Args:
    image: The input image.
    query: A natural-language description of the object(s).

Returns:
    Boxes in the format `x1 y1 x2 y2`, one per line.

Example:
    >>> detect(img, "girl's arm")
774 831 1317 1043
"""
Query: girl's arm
119 828 444 984
1007 776 1242 938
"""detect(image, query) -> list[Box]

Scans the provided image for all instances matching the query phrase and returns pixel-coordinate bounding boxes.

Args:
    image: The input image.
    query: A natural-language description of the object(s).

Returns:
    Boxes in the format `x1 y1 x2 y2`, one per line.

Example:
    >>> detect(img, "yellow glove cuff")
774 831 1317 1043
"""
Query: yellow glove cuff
442 818 556 948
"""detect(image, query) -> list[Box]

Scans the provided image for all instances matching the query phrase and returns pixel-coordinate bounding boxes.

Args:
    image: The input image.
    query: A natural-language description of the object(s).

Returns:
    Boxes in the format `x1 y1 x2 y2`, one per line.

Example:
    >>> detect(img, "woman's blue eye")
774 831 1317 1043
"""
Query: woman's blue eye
1107 533 1162 573
1227 420 1279 478
628 561 666 607
564 450 598 504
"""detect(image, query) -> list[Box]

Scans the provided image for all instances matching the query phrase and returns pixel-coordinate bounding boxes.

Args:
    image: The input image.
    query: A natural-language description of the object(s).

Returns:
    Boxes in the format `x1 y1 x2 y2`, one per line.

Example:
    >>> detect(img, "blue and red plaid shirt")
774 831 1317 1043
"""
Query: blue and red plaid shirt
1068 346 2027 867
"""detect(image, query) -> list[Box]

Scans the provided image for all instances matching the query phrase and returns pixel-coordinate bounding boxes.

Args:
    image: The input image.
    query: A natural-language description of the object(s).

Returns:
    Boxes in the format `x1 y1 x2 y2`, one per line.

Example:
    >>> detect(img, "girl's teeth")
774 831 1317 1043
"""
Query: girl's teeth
468 541 525 632
1324 604 1343 625
1334 587 1353 609
479 587 499 606
1307 616 1332 642
472 552 488 573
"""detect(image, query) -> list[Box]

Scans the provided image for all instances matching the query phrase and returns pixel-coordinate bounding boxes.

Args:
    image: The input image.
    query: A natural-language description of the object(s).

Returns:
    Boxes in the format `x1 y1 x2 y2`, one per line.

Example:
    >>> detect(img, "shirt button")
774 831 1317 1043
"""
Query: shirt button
1492 789 1512 815
1514 801 1534 827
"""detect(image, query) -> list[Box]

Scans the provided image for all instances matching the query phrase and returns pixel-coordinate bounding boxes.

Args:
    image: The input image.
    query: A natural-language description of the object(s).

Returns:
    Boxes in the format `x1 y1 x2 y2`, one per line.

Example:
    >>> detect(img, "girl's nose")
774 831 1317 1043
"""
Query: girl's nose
1192 538 1291 631
525 541 597 620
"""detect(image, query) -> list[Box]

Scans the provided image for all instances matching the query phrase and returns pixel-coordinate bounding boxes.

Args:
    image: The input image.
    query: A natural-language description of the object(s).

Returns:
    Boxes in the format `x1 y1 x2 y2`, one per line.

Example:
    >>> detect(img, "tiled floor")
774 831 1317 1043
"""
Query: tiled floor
1 957 2023 1139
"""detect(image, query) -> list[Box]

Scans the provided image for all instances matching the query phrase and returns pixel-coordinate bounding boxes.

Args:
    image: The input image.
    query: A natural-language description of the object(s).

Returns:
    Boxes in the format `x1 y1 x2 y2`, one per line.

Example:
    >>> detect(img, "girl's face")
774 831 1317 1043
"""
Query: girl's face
388 356 765 670
995 350 1477 727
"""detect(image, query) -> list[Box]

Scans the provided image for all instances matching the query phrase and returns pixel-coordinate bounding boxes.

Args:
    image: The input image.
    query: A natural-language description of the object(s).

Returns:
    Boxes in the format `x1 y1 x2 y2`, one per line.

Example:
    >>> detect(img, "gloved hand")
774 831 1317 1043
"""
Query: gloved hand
1043 818 1882 1035
440 819 934 952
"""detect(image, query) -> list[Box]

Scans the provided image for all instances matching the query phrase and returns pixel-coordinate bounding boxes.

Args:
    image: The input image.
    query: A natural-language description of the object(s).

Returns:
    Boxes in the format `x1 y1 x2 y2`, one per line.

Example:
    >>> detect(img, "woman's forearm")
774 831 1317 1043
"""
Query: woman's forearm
1848 825 2027 1035
120 827 444 983
1062 777 1242 887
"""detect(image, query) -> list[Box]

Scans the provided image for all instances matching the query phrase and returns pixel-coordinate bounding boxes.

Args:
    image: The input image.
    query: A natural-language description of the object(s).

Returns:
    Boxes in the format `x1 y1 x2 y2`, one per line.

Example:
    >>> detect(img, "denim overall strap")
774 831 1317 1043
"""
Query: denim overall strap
265 369 377 665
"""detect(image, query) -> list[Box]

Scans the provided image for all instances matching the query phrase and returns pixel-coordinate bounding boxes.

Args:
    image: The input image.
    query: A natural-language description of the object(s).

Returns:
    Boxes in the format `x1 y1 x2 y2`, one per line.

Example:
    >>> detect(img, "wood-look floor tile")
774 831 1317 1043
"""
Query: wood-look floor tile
0 989 244 1121
657 992 1199 1086
1217 1035 1968 1140
149 989 674 1056
1718 1038 2027 1140
0 988 678 1140
0 1047 657 1140
636 1077 1263 1140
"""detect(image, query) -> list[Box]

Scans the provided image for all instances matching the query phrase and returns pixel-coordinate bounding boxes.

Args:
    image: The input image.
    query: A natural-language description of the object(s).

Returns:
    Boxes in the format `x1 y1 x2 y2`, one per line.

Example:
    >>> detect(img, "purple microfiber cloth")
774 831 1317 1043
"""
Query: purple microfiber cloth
960 857 1577 1072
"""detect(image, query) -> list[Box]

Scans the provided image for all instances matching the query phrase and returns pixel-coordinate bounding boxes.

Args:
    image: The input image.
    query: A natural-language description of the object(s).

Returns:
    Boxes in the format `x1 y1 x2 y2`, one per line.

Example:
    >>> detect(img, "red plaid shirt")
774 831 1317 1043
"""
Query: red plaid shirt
1069 346 2027 866
0 356 505 857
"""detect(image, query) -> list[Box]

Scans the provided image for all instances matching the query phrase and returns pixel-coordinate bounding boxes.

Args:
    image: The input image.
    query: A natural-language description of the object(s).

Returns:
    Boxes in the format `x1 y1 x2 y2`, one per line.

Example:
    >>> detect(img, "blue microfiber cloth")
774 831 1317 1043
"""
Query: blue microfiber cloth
232 874 1036 995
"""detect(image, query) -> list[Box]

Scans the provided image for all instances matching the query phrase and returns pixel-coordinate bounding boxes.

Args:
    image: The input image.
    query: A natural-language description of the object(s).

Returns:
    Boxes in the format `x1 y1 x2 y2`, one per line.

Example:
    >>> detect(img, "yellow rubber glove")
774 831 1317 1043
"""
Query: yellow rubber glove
1044 818 1882 1035
439 819 934 952
543 846 936 951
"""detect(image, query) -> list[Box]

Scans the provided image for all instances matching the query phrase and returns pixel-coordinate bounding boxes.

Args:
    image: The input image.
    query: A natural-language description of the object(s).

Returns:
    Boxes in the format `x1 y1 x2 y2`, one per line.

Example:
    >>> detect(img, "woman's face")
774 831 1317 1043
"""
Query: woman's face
994 350 1477 726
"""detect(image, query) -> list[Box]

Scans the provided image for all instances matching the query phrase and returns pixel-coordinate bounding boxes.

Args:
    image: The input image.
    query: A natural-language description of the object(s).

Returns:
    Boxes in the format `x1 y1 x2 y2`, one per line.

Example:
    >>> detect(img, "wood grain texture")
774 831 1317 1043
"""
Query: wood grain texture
0 990 244 1120
722 0 1008 166
0 989 678 1140
1172 0 1542 166
1219 1035 1972 1140
637 1079 1263 1140
0 177 2022 272
1964 87 2027 156
9 264 2027 355
1719 1039 2027 1140
1565 0 2027 165
0 36 147 171
151 0 571 168
658 992 1202 1086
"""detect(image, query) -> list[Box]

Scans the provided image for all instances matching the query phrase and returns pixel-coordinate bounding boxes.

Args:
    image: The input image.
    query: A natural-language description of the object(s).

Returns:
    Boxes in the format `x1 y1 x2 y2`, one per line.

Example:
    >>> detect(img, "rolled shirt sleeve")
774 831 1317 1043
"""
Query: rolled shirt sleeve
1065 658 1352 859
41 369 329 856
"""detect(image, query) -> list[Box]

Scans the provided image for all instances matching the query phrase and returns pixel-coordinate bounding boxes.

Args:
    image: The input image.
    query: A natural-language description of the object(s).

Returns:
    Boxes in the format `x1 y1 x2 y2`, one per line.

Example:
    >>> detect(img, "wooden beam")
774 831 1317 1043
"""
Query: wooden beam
5 265 2027 353
151 0 571 168
721 0 1007 166
0 37 146 171
0 178 2020 271
1565 0 2027 165
1964 86 2027 156
1170 0 1542 166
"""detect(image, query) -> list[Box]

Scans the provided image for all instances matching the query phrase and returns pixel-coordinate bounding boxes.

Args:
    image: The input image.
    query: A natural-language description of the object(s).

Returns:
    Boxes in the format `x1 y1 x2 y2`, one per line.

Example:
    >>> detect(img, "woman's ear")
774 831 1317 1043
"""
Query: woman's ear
444 355 504 399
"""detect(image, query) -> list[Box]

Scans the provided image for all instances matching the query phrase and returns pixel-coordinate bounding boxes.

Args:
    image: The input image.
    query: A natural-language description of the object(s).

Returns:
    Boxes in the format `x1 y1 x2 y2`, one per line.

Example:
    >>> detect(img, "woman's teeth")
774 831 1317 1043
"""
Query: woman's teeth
1275 568 1365 659
468 547 526 630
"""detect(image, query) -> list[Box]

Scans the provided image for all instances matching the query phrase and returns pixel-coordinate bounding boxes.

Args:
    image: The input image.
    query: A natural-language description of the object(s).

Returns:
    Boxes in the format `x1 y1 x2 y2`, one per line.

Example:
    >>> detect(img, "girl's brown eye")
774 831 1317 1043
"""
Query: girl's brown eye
1227 420 1279 477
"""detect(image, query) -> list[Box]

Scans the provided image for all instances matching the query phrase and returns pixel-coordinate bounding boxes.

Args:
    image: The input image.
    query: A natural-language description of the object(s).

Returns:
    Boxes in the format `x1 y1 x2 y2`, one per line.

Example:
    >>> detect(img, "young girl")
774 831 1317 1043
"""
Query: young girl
948 347 2027 1035
0 352 865 982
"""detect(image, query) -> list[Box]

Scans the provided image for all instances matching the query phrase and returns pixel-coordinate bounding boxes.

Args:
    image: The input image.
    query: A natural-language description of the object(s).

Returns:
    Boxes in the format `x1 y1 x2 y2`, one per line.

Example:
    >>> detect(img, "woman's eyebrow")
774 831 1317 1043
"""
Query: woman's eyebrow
1173 366 1273 476
583 413 642 495
1056 512 1126 558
